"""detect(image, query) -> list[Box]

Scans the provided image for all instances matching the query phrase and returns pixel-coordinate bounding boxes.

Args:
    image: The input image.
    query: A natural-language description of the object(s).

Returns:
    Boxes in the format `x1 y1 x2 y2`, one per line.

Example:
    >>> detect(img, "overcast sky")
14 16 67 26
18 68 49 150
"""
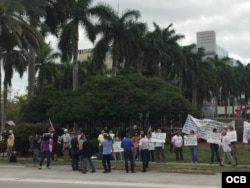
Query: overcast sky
12 0 250 95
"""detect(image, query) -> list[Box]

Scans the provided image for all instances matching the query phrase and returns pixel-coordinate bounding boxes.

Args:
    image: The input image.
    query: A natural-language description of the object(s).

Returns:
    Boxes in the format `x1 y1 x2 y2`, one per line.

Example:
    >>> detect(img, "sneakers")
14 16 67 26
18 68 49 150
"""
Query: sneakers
38 166 42 170
47 166 51 169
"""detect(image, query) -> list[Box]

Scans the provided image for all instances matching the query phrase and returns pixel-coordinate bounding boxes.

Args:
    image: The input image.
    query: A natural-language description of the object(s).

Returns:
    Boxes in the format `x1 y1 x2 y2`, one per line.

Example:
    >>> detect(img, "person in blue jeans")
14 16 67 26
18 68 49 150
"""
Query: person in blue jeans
33 134 41 163
189 130 198 163
81 135 96 174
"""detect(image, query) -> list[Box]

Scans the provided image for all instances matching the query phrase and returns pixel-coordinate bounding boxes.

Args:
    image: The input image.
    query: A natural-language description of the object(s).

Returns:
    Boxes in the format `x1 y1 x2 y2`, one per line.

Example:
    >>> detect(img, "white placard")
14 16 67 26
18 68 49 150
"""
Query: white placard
151 132 166 143
184 135 197 146
206 132 221 145
113 141 124 152
243 121 250 143
227 131 237 142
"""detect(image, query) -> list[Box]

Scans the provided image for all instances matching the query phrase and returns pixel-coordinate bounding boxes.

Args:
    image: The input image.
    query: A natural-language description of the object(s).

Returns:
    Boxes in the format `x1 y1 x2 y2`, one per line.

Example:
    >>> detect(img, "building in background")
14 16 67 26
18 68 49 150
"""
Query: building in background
196 30 228 59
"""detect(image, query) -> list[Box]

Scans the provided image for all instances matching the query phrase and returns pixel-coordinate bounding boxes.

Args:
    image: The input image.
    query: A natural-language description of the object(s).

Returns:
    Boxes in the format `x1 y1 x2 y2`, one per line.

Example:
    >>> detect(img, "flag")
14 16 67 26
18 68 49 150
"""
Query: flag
49 118 55 132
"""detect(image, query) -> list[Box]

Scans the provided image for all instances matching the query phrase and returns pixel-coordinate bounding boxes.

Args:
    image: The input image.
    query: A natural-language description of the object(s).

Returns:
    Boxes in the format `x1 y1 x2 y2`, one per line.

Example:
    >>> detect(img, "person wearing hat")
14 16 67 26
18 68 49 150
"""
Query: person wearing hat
61 129 70 160
7 130 15 159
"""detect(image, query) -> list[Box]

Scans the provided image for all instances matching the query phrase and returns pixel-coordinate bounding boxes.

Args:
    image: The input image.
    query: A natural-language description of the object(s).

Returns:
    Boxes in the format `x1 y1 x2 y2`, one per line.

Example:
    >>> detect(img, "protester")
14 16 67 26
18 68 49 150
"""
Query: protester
71 132 79 171
189 130 198 163
7 130 15 159
154 128 166 162
32 134 41 163
171 131 184 162
227 125 237 164
51 131 59 161
61 129 70 160
209 128 221 164
81 135 96 174
112 131 122 160
220 130 236 167
97 130 105 160
139 133 149 172
102 134 113 173
39 134 52 169
169 126 178 152
121 132 134 173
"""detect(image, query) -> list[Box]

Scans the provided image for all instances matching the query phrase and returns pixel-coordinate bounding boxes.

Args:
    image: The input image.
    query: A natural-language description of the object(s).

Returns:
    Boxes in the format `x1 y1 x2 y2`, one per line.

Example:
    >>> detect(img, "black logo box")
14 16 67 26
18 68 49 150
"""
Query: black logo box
222 172 250 187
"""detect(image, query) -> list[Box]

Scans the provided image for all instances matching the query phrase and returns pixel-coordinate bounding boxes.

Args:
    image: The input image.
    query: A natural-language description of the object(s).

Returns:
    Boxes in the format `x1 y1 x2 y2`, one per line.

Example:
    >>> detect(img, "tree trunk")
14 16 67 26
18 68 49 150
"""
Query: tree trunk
2 84 8 132
28 47 36 99
72 26 79 90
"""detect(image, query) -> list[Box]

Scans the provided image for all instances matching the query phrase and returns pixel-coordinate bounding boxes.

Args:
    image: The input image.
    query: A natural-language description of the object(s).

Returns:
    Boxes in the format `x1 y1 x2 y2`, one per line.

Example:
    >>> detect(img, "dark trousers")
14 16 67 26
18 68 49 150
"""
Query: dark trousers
102 154 111 172
140 149 149 171
39 150 50 167
124 150 134 172
210 144 221 163
174 147 183 161
71 153 79 170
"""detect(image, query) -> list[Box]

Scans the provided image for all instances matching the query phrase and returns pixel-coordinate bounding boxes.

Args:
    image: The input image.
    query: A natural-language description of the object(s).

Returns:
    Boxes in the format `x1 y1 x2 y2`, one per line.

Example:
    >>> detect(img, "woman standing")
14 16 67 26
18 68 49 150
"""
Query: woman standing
189 130 198 163
38 134 52 169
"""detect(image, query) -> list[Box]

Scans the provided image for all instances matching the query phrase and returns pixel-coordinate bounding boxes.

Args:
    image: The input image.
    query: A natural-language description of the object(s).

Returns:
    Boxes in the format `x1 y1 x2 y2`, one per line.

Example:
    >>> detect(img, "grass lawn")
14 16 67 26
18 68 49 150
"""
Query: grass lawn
1 142 249 174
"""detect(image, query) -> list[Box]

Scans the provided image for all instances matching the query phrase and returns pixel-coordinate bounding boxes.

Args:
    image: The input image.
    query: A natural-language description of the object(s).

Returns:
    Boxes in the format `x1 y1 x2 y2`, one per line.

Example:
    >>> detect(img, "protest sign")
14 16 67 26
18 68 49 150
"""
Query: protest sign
184 135 197 146
151 132 166 143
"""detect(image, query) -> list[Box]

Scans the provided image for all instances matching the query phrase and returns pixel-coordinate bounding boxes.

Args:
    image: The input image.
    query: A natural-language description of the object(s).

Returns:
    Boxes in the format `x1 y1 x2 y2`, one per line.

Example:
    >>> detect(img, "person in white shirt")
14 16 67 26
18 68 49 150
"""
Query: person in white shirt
139 133 149 172
61 129 70 160
171 131 184 162
220 130 236 167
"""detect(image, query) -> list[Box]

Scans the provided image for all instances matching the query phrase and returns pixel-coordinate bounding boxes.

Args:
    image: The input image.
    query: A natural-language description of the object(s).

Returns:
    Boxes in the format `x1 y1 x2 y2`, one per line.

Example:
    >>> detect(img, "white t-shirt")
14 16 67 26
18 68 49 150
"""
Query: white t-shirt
171 135 183 148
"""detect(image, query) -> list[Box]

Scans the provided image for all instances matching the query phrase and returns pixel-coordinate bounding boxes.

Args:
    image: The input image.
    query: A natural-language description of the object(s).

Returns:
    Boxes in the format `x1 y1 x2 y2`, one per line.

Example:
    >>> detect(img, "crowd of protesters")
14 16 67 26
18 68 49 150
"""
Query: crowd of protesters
25 123 240 172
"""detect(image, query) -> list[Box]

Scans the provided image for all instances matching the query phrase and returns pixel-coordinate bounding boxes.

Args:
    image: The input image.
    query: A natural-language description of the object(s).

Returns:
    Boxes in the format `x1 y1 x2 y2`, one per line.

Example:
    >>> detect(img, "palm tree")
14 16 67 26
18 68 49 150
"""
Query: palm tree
0 0 43 132
2 50 28 130
35 43 61 95
209 55 232 116
58 0 96 90
91 3 145 76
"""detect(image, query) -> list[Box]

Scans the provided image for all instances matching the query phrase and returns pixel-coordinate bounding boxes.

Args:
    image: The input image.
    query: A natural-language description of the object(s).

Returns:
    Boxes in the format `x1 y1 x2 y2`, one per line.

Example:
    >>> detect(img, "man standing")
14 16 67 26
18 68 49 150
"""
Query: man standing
121 133 134 173
139 133 149 172
7 130 15 159
61 129 70 160
209 128 221 164
171 131 184 162
82 135 96 174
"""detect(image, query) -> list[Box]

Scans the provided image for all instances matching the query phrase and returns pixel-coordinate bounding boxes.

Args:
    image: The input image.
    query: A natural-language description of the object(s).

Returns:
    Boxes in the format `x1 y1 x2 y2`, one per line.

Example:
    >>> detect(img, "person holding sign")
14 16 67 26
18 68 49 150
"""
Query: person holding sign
189 130 198 164
209 128 221 164
171 131 184 162
220 130 236 167
154 128 166 163
227 125 237 165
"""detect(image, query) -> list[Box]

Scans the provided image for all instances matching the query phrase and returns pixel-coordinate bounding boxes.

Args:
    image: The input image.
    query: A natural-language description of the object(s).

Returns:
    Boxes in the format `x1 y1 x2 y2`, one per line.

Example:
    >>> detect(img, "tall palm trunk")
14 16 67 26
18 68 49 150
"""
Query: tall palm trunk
28 47 36 99
2 84 8 132
0 60 3 132
72 26 79 90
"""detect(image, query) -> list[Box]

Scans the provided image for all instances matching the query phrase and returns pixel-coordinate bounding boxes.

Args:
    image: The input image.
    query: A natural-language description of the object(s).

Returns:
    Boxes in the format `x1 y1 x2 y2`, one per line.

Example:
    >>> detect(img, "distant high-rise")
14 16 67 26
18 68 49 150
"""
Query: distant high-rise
196 30 228 58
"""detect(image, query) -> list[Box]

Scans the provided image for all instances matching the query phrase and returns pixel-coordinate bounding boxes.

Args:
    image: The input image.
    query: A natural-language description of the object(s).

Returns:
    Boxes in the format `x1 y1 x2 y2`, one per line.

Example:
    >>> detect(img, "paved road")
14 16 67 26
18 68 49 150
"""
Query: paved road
0 164 221 188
